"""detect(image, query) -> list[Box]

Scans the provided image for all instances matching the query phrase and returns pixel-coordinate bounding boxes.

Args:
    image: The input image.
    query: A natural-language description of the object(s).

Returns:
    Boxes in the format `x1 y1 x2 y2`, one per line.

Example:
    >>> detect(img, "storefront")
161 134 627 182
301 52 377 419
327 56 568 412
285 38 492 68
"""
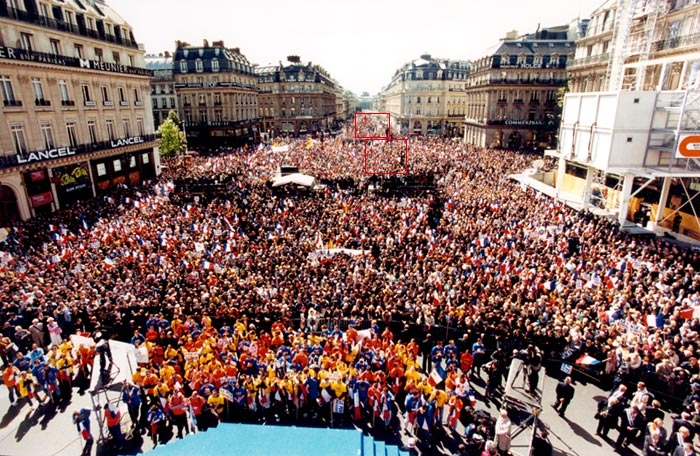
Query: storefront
51 162 93 207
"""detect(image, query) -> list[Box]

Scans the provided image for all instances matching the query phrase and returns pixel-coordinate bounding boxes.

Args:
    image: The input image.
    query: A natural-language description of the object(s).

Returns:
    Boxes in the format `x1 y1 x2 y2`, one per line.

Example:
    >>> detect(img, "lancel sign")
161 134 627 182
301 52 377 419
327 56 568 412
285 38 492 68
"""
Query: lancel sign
17 147 76 164
110 136 145 148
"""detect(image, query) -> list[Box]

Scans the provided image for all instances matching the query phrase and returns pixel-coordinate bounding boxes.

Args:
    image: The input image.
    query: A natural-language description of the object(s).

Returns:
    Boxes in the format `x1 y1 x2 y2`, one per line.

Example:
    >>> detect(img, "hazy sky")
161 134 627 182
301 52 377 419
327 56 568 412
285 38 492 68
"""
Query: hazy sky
109 0 604 95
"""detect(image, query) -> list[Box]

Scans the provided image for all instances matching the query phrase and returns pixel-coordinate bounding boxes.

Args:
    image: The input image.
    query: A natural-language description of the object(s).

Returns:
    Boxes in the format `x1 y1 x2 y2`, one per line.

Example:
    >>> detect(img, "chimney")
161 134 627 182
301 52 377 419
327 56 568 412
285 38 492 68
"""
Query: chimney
203 39 209 47
233 47 240 53
164 51 171 58
287 55 301 63
213 40 224 47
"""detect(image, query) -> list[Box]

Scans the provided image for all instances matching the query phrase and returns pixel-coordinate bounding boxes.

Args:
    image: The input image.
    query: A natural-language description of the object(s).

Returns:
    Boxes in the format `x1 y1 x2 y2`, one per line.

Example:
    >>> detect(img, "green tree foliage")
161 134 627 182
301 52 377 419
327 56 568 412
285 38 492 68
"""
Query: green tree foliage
157 110 186 156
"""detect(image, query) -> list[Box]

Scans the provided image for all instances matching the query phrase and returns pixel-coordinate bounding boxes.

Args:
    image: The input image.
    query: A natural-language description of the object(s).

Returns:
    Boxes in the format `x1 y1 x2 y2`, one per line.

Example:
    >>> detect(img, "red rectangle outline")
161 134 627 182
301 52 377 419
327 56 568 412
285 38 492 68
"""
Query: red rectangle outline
363 138 409 175
354 112 391 140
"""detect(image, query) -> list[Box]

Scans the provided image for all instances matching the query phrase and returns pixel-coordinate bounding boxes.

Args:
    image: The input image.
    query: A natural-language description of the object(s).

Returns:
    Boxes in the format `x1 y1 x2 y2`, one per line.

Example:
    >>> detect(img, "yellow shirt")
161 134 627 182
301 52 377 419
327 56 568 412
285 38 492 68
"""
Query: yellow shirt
208 394 225 414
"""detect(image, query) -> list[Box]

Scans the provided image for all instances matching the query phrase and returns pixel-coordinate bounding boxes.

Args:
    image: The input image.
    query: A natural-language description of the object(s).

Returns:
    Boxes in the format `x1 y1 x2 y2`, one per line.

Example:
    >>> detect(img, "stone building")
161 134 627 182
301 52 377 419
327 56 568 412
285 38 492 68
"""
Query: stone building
0 0 159 223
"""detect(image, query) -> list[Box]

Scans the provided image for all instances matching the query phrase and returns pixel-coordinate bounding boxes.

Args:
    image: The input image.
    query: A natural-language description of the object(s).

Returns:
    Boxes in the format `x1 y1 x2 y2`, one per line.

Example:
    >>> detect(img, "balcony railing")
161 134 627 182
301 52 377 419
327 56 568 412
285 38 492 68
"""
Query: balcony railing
103 101 114 106
135 101 143 106
61 99 76 106
35 98 51 106
3 99 23 107
488 77 568 85
84 100 97 106
568 53 611 69
652 33 700 52
119 101 129 106
0 6 139 49
0 133 160 170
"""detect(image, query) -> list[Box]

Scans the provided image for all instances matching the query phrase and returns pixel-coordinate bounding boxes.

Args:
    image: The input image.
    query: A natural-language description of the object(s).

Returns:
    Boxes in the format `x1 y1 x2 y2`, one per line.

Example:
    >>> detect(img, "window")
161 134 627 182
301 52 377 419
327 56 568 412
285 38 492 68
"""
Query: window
32 77 46 104
106 119 115 139
101 86 112 105
50 39 61 55
212 59 219 72
20 32 32 51
65 10 73 25
199 110 208 123
87 119 98 143
96 163 107 177
214 93 221 105
133 88 142 105
112 51 120 65
94 47 103 61
39 2 49 17
180 61 187 73
118 87 127 105
81 84 94 105
58 80 70 103
66 121 78 147
170 98 176 109
129 156 136 168
40 121 54 149
74 44 83 59
122 118 130 137
195 60 203 72
127 55 134 67
1 75 19 106
10 124 27 155
153 98 160 109
136 117 144 136
198 94 206 105
113 159 122 172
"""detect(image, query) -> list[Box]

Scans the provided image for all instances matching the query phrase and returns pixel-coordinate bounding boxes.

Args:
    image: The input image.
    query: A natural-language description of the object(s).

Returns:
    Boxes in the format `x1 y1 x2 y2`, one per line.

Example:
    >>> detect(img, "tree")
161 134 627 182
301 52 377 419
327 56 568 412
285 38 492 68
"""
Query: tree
157 110 186 156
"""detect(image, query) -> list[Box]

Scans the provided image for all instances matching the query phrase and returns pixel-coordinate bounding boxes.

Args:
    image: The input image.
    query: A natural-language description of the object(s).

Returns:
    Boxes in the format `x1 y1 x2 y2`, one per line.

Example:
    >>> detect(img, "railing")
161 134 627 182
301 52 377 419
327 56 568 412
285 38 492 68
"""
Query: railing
3 99 23 107
488 77 568 85
61 99 76 106
0 6 139 49
568 53 611 69
35 98 51 106
0 133 159 170
651 33 700 52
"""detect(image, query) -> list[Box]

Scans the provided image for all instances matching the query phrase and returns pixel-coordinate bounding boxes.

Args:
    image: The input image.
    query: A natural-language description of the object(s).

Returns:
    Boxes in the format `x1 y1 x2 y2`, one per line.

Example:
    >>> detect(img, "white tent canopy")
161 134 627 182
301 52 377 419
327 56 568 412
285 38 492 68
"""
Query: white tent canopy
271 173 316 188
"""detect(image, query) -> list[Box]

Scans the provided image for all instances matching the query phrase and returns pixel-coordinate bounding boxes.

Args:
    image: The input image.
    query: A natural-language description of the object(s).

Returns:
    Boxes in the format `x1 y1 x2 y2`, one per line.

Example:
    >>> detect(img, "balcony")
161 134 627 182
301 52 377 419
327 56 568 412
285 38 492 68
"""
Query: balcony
119 101 129 106
35 98 51 106
3 99 23 107
84 101 97 106
61 100 76 106
0 7 139 49
0 133 160 170
513 99 524 104
103 101 114 106
652 33 700 52
135 101 143 106
497 98 508 104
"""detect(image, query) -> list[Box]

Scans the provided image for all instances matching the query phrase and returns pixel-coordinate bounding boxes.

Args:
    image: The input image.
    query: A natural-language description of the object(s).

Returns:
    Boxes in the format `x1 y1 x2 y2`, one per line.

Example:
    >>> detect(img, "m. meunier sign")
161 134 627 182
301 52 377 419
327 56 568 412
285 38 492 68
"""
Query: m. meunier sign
0 46 152 76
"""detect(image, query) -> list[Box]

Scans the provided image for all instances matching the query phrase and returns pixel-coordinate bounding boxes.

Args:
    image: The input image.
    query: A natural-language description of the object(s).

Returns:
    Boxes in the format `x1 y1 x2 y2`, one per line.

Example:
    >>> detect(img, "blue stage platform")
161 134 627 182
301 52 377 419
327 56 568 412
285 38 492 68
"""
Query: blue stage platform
147 423 410 456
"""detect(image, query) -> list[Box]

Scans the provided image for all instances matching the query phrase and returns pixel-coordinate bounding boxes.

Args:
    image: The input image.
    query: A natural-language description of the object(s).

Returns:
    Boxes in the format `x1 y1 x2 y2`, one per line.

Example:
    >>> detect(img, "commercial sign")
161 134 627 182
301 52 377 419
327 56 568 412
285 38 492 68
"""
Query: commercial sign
30 192 53 207
110 136 145 148
677 134 700 158
17 147 76 164
0 46 152 76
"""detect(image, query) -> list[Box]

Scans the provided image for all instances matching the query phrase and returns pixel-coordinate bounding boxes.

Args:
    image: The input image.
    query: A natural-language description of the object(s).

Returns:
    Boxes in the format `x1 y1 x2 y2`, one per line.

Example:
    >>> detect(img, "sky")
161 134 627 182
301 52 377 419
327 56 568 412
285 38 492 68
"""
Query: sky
109 0 604 95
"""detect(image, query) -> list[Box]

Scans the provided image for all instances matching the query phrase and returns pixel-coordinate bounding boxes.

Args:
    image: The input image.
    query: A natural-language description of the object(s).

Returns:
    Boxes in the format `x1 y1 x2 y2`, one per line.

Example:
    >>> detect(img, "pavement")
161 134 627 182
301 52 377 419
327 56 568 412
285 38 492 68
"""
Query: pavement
0 368 646 456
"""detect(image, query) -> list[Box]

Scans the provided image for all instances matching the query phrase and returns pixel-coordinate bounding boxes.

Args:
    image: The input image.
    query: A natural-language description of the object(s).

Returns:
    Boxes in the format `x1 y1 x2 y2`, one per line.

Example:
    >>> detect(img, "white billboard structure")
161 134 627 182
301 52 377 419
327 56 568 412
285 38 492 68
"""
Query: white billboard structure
545 85 700 239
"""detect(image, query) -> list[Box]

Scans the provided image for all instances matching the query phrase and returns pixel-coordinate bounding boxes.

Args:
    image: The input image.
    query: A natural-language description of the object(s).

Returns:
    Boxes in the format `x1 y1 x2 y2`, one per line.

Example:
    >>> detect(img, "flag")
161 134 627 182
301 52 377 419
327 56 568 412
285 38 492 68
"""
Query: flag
81 216 89 231
103 257 115 270
428 367 445 387
219 388 233 402
202 260 213 270
575 354 601 366
318 388 332 405
48 224 58 232
353 388 361 420
432 290 440 307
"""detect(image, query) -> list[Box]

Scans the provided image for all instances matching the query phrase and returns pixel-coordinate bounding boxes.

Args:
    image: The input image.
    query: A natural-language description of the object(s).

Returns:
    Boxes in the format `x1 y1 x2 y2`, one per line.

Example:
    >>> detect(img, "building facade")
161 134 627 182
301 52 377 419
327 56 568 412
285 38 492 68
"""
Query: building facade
462 26 575 151
145 52 175 129
256 56 339 138
569 0 700 93
380 55 471 137
0 0 159 224
173 40 258 149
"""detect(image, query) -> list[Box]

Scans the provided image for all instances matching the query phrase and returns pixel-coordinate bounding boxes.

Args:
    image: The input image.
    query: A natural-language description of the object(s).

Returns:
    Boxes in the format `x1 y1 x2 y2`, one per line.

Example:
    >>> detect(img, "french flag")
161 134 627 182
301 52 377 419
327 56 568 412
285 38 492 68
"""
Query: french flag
202 260 213 270
353 387 361 420
428 366 445 387
103 257 115 270
317 388 332 406
48 224 58 232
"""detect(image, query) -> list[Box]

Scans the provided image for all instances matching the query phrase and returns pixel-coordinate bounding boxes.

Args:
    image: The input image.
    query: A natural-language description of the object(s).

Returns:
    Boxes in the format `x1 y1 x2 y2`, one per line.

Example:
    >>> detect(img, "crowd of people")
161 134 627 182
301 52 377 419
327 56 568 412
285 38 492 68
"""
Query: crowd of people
1 133 700 456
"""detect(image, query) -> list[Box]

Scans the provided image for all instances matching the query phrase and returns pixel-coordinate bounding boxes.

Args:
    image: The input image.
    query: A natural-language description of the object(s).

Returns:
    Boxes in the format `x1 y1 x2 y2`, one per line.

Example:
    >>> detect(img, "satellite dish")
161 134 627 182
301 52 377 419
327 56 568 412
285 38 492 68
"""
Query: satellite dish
532 159 545 171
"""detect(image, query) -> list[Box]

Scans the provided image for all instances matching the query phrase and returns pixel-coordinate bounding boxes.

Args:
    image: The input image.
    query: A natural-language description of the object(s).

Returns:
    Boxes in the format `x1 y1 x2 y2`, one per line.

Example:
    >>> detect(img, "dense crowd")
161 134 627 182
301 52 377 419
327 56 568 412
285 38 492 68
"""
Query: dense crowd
2 134 700 456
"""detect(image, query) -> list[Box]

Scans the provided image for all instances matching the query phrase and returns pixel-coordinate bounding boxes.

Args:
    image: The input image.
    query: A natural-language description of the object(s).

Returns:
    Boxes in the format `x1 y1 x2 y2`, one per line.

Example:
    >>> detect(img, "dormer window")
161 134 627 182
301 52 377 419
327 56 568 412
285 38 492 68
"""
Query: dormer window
212 59 219 72
180 61 187 73
195 60 203 72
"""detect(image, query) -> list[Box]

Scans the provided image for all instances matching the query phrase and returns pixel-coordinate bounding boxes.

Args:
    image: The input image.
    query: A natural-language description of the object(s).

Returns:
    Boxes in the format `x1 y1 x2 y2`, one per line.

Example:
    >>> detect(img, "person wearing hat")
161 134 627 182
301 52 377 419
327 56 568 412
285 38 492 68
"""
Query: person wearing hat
494 409 512 455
